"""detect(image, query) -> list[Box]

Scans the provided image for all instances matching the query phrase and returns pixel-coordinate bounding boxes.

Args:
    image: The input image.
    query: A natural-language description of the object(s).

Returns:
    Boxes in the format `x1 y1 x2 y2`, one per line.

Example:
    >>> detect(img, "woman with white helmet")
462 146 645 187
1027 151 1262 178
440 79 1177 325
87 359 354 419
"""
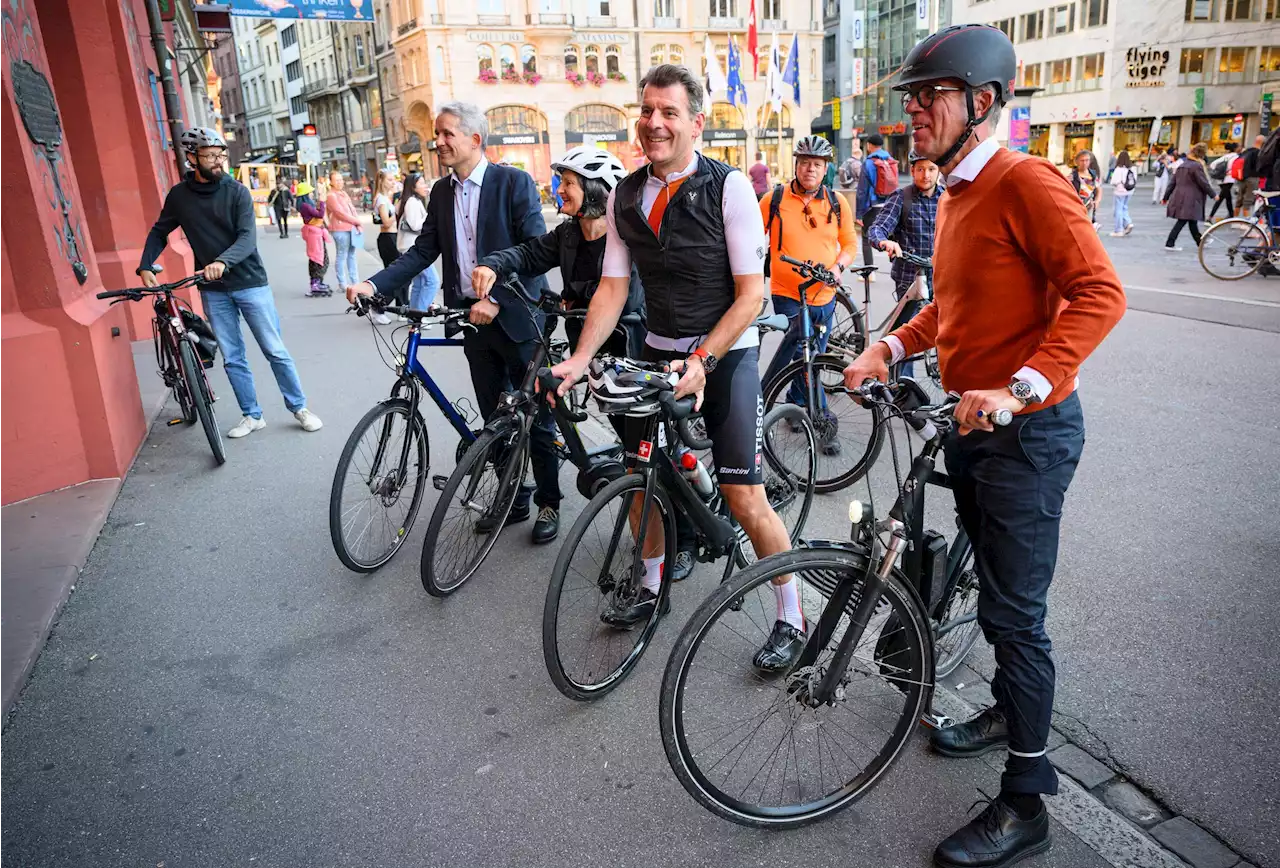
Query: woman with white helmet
471 145 646 359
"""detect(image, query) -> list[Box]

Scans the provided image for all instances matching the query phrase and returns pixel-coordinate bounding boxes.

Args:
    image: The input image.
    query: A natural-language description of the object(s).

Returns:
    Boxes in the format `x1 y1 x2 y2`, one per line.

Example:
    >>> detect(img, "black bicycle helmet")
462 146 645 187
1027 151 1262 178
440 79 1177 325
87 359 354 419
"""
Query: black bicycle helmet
179 126 228 154
895 24 1017 168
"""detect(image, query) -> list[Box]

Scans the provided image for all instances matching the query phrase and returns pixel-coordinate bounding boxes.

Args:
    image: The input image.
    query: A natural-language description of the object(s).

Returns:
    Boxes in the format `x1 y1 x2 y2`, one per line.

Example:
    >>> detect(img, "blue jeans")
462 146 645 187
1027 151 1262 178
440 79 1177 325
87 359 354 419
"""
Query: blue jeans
409 265 440 310
332 230 360 288
944 393 1085 796
761 294 837 408
1113 194 1132 233
200 285 307 418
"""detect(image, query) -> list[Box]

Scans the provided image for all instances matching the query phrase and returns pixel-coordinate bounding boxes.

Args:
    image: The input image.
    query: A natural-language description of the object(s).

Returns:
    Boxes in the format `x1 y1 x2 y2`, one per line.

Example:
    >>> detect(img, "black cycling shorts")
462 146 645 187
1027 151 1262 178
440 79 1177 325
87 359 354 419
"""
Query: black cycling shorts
623 345 764 486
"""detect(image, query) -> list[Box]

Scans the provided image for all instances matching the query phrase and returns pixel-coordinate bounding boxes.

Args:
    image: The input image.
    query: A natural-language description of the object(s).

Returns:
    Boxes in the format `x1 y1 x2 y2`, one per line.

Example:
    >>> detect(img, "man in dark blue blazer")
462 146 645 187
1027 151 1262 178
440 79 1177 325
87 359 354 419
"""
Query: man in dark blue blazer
349 102 561 543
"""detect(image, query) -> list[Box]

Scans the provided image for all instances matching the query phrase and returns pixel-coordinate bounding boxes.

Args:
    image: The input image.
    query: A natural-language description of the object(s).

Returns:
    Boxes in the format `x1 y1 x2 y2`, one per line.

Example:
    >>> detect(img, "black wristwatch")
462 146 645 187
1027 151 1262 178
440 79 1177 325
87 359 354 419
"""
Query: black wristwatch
692 347 718 373
1008 380 1036 406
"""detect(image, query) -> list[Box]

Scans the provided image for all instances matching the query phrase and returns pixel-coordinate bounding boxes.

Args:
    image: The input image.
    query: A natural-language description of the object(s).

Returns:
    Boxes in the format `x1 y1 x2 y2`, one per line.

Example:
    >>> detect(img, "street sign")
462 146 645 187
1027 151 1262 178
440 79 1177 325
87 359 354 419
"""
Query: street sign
852 13 865 49
831 97 841 132
296 134 321 165
157 0 175 21
1009 106 1031 152
1262 94 1273 134
852 57 864 96
1193 87 1204 114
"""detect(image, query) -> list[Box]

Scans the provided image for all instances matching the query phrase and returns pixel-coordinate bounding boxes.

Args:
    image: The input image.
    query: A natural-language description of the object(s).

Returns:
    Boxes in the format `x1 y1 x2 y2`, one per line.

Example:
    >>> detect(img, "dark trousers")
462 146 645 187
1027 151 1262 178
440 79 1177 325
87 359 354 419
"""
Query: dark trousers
565 317 633 442
860 205 883 266
1208 183 1234 219
274 210 289 238
375 233 409 304
463 323 561 509
760 294 836 408
944 392 1085 796
1166 219 1202 247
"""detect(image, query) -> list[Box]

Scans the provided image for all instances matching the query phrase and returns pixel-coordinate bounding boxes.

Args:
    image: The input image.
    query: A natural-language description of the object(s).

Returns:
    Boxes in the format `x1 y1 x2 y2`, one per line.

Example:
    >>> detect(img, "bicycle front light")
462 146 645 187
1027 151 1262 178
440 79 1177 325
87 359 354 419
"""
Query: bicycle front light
848 500 865 523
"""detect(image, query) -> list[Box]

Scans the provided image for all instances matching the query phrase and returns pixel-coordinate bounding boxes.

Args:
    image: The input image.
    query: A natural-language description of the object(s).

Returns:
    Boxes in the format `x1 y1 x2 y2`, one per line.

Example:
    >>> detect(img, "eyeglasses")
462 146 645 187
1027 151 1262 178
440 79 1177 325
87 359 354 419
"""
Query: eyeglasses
801 202 818 229
899 84 965 111
196 151 227 162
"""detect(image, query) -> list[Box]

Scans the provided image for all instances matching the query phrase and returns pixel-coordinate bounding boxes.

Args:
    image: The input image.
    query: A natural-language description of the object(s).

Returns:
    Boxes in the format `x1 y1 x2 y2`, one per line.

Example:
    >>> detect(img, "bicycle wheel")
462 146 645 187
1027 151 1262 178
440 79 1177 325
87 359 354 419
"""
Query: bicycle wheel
329 399 429 573
660 546 931 828
763 354 883 493
1198 218 1270 280
542 473 675 701
932 531 981 678
160 329 196 424
180 340 225 466
826 289 865 357
420 422 527 597
734 404 818 567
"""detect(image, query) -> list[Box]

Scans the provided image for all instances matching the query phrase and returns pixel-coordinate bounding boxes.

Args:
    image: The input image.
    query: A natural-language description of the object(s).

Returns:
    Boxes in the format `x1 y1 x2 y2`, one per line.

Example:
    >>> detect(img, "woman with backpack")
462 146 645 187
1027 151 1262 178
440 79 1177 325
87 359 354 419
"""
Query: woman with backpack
1109 151 1137 237
1164 142 1214 252
1206 142 1239 221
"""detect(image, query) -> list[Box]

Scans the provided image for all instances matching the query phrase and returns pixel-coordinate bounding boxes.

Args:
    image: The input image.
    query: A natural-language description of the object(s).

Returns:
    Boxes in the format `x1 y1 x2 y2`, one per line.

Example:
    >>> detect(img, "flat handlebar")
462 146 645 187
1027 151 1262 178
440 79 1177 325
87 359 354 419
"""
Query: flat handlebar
779 254 841 287
97 274 204 300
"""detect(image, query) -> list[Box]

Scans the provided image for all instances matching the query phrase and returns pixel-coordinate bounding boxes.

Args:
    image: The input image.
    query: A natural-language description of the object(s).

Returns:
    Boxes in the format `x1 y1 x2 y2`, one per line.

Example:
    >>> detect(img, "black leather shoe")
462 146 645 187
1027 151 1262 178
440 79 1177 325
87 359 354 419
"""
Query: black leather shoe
670 550 695 582
752 620 805 673
475 502 530 534
933 799 1050 868
600 588 669 629
931 707 1010 758
532 506 559 544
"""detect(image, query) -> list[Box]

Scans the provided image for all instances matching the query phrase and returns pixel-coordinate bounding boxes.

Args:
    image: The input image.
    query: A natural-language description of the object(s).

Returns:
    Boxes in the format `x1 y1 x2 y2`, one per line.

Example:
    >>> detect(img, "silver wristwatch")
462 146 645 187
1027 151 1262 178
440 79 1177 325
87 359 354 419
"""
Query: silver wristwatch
1008 380 1036 406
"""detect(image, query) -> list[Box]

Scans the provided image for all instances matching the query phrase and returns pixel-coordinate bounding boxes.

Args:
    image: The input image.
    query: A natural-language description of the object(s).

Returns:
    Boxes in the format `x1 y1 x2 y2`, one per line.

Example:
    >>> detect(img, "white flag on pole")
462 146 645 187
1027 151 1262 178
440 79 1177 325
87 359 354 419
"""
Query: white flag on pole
766 31 784 113
704 36 728 103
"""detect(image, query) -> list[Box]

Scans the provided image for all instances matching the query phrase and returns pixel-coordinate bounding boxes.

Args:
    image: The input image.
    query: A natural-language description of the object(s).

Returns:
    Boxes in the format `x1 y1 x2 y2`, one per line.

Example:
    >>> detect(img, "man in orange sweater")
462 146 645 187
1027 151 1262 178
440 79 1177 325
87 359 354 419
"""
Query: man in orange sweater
843 25 1125 868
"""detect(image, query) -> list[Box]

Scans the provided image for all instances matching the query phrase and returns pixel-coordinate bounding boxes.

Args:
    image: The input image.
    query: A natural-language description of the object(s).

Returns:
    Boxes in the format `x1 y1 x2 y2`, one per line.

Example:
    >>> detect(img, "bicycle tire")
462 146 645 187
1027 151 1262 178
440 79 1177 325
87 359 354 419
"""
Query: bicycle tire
932 530 981 679
660 546 931 829
1198 218 1270 280
763 354 883 493
420 423 527 597
160 326 196 424
734 404 818 567
827 289 866 357
329 399 430 573
542 473 676 701
180 340 225 466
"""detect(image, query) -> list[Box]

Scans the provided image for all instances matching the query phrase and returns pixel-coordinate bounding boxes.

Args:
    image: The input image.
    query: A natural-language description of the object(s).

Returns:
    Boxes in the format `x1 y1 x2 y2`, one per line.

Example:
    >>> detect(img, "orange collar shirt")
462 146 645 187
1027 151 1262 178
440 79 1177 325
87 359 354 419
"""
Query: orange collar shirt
760 184 859 306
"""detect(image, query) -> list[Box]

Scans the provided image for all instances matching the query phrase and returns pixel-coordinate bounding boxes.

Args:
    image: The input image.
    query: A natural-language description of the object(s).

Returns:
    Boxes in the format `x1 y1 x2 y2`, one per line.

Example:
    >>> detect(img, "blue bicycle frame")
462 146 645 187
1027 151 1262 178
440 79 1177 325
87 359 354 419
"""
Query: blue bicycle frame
394 322 476 445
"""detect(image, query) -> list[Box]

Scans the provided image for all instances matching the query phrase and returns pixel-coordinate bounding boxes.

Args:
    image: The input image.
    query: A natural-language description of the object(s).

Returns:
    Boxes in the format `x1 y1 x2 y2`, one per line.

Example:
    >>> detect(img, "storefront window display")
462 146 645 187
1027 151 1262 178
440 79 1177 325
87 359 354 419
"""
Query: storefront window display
565 103 637 169
1028 124 1049 158
702 102 747 170
755 104 794 177
1064 121 1095 162
485 104 552 184
1191 115 1245 155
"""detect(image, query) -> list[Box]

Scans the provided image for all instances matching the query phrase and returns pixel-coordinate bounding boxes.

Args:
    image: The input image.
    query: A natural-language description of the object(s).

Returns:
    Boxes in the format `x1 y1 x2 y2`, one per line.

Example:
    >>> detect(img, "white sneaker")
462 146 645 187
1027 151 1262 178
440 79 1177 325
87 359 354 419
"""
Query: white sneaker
372 312 391 325
1109 231 1124 237
227 415 266 438
1164 245 1183 252
294 408 323 432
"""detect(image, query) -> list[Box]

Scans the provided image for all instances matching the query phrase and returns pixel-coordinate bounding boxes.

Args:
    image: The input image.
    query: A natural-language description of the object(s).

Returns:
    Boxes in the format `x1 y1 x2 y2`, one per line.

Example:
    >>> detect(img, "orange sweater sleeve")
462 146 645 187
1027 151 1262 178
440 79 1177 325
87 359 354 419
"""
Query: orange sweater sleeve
1003 160 1127 389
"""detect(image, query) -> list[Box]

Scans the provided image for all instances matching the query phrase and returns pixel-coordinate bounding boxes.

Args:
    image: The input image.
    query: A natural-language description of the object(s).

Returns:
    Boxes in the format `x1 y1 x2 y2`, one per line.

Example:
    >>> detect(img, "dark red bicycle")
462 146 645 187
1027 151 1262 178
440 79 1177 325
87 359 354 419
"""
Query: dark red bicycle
97 272 225 466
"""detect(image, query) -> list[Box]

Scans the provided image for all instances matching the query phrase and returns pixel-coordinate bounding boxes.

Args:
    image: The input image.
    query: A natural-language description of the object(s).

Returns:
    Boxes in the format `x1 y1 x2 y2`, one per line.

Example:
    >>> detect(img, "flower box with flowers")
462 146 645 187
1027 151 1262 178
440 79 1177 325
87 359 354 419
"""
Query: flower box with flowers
606 71 627 82
523 71 542 85
566 72 586 87
587 71 606 86
478 68 498 83
501 68 523 83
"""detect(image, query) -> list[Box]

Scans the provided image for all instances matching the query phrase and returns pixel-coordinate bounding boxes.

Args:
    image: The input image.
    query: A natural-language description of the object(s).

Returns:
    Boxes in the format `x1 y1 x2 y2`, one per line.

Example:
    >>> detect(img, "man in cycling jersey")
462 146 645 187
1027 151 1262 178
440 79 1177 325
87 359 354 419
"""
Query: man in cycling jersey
842 26 1125 867
549 64 803 671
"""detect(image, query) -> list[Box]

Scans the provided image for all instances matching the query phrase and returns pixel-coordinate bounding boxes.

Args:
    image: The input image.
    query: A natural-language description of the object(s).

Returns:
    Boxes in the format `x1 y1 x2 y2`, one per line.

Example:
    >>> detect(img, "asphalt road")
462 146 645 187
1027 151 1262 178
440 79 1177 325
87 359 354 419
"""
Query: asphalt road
3 192 1277 867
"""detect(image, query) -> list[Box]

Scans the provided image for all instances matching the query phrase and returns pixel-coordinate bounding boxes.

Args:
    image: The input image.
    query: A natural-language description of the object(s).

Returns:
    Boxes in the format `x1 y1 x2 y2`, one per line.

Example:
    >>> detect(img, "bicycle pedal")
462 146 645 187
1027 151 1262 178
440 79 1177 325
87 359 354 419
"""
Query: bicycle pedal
432 475 448 491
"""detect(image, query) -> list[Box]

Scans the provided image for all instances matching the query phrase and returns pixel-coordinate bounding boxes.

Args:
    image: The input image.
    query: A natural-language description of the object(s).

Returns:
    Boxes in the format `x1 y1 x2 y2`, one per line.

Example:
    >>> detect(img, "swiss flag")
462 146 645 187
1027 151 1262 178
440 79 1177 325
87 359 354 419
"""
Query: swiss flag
747 0 759 78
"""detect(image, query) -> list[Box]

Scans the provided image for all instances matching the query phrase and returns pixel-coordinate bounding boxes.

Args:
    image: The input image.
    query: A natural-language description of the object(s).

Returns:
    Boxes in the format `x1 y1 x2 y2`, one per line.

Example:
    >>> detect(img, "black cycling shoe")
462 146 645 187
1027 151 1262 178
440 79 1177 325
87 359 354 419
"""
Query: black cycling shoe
670 550 695 582
600 588 669 629
931 707 1010 758
933 798 1050 868
475 502 530 534
752 620 805 673
532 506 559 544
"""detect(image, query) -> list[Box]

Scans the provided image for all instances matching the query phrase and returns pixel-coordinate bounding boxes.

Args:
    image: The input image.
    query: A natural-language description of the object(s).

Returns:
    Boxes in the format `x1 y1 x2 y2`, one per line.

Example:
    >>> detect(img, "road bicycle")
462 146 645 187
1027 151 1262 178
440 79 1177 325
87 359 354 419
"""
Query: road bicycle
97 273 225 466
1198 190 1280 280
541 353 818 702
419 278 643 598
659 378 1008 828
328 298 480 573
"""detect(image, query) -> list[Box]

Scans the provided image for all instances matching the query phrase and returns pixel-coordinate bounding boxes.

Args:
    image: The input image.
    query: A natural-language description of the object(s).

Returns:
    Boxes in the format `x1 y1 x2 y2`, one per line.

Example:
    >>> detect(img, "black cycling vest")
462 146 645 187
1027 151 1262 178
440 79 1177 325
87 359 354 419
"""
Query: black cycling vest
613 156 737 339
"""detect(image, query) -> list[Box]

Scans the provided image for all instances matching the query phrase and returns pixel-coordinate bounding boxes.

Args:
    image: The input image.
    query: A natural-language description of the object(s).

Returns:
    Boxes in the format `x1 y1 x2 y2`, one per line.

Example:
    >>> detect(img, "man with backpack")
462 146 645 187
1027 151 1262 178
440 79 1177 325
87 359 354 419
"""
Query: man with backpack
839 148 862 190
759 135 859 454
856 133 900 281
1235 134 1266 217
1207 142 1239 221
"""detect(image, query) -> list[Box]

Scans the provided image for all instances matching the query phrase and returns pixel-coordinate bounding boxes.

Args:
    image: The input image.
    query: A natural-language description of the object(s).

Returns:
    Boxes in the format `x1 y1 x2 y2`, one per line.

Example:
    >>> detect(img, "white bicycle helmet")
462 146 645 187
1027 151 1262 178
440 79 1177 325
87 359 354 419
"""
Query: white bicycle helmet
587 358 676 418
180 126 228 154
552 146 628 188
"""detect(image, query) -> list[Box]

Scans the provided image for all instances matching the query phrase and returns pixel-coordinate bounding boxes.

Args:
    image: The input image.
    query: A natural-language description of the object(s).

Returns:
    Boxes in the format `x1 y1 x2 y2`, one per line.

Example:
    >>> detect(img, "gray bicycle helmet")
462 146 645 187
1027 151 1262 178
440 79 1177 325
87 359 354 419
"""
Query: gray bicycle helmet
180 126 228 154
793 135 835 161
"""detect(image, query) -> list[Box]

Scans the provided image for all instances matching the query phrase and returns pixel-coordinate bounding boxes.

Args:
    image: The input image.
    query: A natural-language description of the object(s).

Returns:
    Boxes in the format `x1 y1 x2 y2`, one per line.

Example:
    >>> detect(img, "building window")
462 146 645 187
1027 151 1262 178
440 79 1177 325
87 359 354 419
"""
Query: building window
1268 0 1279 17
993 18 1014 39
1021 62 1042 88
522 44 537 74
1260 46 1280 76
654 0 674 17
499 44 517 75
1218 46 1252 81
291 95 304 114
651 43 666 66
435 46 448 80
1049 4 1074 33
823 33 836 64
565 103 628 133
281 25 296 48
1047 57 1072 93
565 45 579 76
707 102 744 129
1078 52 1104 89
585 44 600 74
1020 10 1044 40
478 44 495 75
1081 0 1108 26
1185 0 1215 19
478 0 503 11
1179 47 1211 83
596 0 612 15
605 45 620 75
286 59 301 81
1225 0 1255 17
763 0 780 18
670 45 683 64
710 0 736 17
354 35 365 66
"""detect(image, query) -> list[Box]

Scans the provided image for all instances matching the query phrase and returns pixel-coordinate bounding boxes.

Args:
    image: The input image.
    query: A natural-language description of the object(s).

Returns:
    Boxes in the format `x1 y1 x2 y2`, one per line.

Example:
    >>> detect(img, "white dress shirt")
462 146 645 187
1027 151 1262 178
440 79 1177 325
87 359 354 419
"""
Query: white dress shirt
453 158 488 300
882 135 1057 402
